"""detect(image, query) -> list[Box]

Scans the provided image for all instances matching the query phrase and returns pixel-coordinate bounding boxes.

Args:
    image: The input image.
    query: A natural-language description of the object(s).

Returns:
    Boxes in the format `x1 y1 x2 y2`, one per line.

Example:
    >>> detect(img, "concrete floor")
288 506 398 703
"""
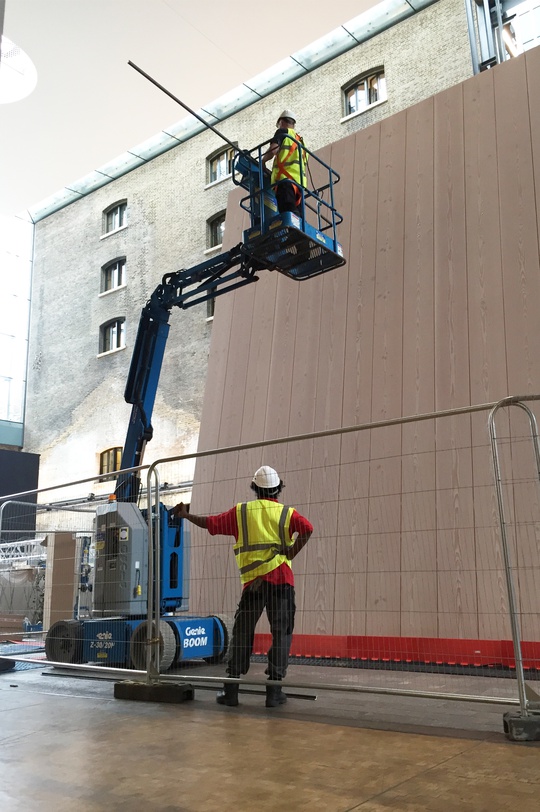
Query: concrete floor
1 663 539 812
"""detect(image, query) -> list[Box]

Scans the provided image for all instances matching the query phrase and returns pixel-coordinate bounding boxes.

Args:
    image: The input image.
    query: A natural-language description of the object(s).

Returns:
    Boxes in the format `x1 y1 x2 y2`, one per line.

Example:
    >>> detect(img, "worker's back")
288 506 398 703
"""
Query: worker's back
233 499 294 583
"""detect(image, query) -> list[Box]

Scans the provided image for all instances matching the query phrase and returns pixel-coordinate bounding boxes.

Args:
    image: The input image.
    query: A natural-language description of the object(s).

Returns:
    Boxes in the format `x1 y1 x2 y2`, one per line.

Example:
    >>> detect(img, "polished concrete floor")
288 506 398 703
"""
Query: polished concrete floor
1 663 539 812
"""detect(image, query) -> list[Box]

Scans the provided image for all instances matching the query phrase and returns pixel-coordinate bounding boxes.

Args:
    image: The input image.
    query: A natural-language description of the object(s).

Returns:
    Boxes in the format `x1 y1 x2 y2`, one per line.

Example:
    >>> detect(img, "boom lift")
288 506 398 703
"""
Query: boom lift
44 67 345 672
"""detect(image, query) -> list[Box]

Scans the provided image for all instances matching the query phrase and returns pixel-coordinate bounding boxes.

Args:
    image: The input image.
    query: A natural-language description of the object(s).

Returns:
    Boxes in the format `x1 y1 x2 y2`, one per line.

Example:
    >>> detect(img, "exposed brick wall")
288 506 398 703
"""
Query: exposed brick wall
25 0 472 491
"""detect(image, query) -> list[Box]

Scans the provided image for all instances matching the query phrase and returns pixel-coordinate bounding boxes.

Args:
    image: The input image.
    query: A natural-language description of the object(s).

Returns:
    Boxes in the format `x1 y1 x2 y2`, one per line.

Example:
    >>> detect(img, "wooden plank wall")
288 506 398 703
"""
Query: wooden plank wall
189 47 540 642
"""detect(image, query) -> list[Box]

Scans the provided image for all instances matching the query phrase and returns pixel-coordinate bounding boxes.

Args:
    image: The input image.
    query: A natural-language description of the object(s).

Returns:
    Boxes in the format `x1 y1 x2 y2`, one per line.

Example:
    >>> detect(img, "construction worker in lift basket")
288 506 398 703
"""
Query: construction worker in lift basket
173 465 313 708
262 110 308 216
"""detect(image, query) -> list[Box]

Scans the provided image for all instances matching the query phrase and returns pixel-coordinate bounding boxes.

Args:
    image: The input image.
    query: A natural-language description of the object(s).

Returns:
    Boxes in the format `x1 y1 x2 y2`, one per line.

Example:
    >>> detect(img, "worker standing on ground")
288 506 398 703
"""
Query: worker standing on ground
262 111 308 215
173 465 313 708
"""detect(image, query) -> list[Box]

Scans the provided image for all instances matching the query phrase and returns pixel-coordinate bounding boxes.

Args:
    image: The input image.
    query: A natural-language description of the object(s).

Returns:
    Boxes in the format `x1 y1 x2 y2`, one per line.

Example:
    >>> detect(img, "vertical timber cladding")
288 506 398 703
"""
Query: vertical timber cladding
190 48 540 645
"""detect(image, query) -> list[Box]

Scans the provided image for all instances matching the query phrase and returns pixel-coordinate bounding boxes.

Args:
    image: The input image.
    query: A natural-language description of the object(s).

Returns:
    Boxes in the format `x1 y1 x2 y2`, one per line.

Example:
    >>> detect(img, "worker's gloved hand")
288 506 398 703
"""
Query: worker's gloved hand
172 502 190 519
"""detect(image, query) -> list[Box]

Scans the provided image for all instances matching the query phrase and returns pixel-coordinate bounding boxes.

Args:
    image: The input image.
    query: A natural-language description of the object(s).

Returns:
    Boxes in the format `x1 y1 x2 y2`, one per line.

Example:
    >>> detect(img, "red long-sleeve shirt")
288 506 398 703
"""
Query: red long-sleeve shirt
206 498 313 587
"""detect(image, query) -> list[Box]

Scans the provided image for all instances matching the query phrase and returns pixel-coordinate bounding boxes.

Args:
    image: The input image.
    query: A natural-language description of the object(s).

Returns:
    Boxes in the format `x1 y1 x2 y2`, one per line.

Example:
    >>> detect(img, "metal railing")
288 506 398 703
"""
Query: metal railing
488 395 540 716
141 396 540 715
3 397 540 725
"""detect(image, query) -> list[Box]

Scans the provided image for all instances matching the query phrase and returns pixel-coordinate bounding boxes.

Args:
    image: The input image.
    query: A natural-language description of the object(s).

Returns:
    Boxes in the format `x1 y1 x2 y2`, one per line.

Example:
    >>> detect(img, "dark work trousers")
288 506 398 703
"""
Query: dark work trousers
226 579 296 681
275 181 302 215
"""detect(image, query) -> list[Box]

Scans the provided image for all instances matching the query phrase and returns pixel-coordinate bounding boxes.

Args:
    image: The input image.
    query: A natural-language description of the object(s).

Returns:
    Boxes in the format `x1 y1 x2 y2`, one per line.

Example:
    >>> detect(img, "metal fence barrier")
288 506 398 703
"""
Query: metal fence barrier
145 396 540 720
2 397 540 734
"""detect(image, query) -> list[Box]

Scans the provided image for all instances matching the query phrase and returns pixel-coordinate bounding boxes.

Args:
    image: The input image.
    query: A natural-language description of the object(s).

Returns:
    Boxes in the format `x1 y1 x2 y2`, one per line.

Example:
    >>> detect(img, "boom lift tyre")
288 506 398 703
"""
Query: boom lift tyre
45 620 84 664
129 619 177 672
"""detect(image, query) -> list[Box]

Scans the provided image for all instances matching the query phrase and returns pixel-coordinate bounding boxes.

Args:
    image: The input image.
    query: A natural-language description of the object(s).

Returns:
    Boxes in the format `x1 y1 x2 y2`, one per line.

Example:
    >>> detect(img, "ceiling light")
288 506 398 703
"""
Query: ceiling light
0 35 38 104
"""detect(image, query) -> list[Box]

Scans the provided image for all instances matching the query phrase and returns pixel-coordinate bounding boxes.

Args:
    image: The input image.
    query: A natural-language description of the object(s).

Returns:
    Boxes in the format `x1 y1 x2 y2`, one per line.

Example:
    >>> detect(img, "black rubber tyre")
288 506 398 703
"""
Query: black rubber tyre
129 619 177 672
0 657 16 672
45 620 84 664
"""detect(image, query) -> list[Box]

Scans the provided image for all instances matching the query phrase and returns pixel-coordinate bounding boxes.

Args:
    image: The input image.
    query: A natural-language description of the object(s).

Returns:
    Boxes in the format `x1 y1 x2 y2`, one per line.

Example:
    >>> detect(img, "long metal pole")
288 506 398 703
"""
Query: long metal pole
9 656 521 707
488 399 536 716
464 0 480 74
148 399 536 474
5 398 540 507
145 468 156 682
153 467 162 675
492 0 506 63
128 60 240 153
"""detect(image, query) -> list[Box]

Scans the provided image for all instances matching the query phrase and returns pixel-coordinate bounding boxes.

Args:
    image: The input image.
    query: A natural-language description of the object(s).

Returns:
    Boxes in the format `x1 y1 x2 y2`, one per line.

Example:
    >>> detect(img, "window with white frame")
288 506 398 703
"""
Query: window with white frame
99 447 122 476
207 146 236 184
101 257 126 292
207 211 226 249
103 201 127 234
99 318 125 353
505 0 540 53
343 68 386 117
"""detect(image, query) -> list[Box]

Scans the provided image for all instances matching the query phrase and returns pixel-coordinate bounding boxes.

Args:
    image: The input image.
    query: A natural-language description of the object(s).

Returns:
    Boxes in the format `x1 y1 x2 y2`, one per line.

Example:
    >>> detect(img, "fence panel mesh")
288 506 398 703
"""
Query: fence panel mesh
2 403 539 709
150 406 540 704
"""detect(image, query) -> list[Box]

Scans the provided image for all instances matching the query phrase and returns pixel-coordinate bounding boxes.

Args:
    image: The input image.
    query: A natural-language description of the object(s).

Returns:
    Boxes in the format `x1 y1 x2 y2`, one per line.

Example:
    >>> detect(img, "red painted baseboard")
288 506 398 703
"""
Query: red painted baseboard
252 634 540 669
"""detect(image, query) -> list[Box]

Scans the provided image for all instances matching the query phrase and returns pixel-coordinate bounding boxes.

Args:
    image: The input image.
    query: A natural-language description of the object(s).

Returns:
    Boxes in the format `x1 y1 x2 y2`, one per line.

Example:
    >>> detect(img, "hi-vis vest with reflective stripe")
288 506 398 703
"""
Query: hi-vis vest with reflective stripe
271 128 308 189
234 500 295 584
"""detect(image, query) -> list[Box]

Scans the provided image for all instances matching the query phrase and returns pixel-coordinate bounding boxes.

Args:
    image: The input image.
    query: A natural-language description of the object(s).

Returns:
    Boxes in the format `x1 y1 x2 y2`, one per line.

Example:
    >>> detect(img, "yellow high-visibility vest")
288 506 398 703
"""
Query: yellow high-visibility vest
234 500 295 584
271 128 308 189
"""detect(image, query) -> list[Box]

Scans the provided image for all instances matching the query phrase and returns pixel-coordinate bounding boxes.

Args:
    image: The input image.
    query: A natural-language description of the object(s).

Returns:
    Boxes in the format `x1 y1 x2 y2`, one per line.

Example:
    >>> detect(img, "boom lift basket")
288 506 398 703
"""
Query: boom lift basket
233 143 346 280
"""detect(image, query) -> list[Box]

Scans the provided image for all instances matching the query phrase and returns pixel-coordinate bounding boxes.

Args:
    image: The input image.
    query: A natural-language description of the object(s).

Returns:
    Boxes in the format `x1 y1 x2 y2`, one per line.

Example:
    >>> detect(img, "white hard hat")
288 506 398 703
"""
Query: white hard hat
276 110 297 127
252 465 280 489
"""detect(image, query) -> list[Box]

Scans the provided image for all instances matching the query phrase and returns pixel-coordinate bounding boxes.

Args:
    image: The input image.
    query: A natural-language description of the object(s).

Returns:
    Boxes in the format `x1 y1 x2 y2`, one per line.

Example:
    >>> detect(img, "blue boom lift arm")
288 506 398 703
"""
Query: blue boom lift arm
115 63 346 503
115 242 264 502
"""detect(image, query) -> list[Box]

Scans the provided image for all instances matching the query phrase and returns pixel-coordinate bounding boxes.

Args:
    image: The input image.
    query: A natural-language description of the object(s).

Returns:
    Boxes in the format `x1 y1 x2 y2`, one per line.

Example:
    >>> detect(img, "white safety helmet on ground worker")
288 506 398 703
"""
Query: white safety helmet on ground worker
252 465 281 490
276 110 297 127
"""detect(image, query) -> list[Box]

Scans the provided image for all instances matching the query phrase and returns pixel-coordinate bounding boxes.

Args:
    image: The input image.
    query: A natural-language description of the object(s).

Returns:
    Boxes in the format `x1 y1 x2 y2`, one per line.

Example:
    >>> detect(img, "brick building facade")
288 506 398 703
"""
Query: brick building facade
25 0 473 490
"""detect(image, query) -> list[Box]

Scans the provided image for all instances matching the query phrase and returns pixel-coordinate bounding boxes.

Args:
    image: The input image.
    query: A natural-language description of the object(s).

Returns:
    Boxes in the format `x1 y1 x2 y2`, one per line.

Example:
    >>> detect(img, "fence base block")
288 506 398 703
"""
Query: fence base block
503 711 540 742
114 680 194 704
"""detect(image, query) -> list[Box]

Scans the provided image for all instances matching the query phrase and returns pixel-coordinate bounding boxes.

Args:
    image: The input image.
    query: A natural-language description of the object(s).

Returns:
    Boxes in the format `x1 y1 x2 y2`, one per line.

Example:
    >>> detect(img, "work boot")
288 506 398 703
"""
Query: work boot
216 682 239 707
265 683 287 708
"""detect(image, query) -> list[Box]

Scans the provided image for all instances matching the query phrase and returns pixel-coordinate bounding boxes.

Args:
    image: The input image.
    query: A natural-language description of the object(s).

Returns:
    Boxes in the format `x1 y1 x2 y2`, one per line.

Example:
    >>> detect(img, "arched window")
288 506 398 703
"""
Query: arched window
99 318 126 354
103 200 127 234
99 447 122 476
101 257 126 292
342 68 386 118
207 145 236 184
207 211 226 250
